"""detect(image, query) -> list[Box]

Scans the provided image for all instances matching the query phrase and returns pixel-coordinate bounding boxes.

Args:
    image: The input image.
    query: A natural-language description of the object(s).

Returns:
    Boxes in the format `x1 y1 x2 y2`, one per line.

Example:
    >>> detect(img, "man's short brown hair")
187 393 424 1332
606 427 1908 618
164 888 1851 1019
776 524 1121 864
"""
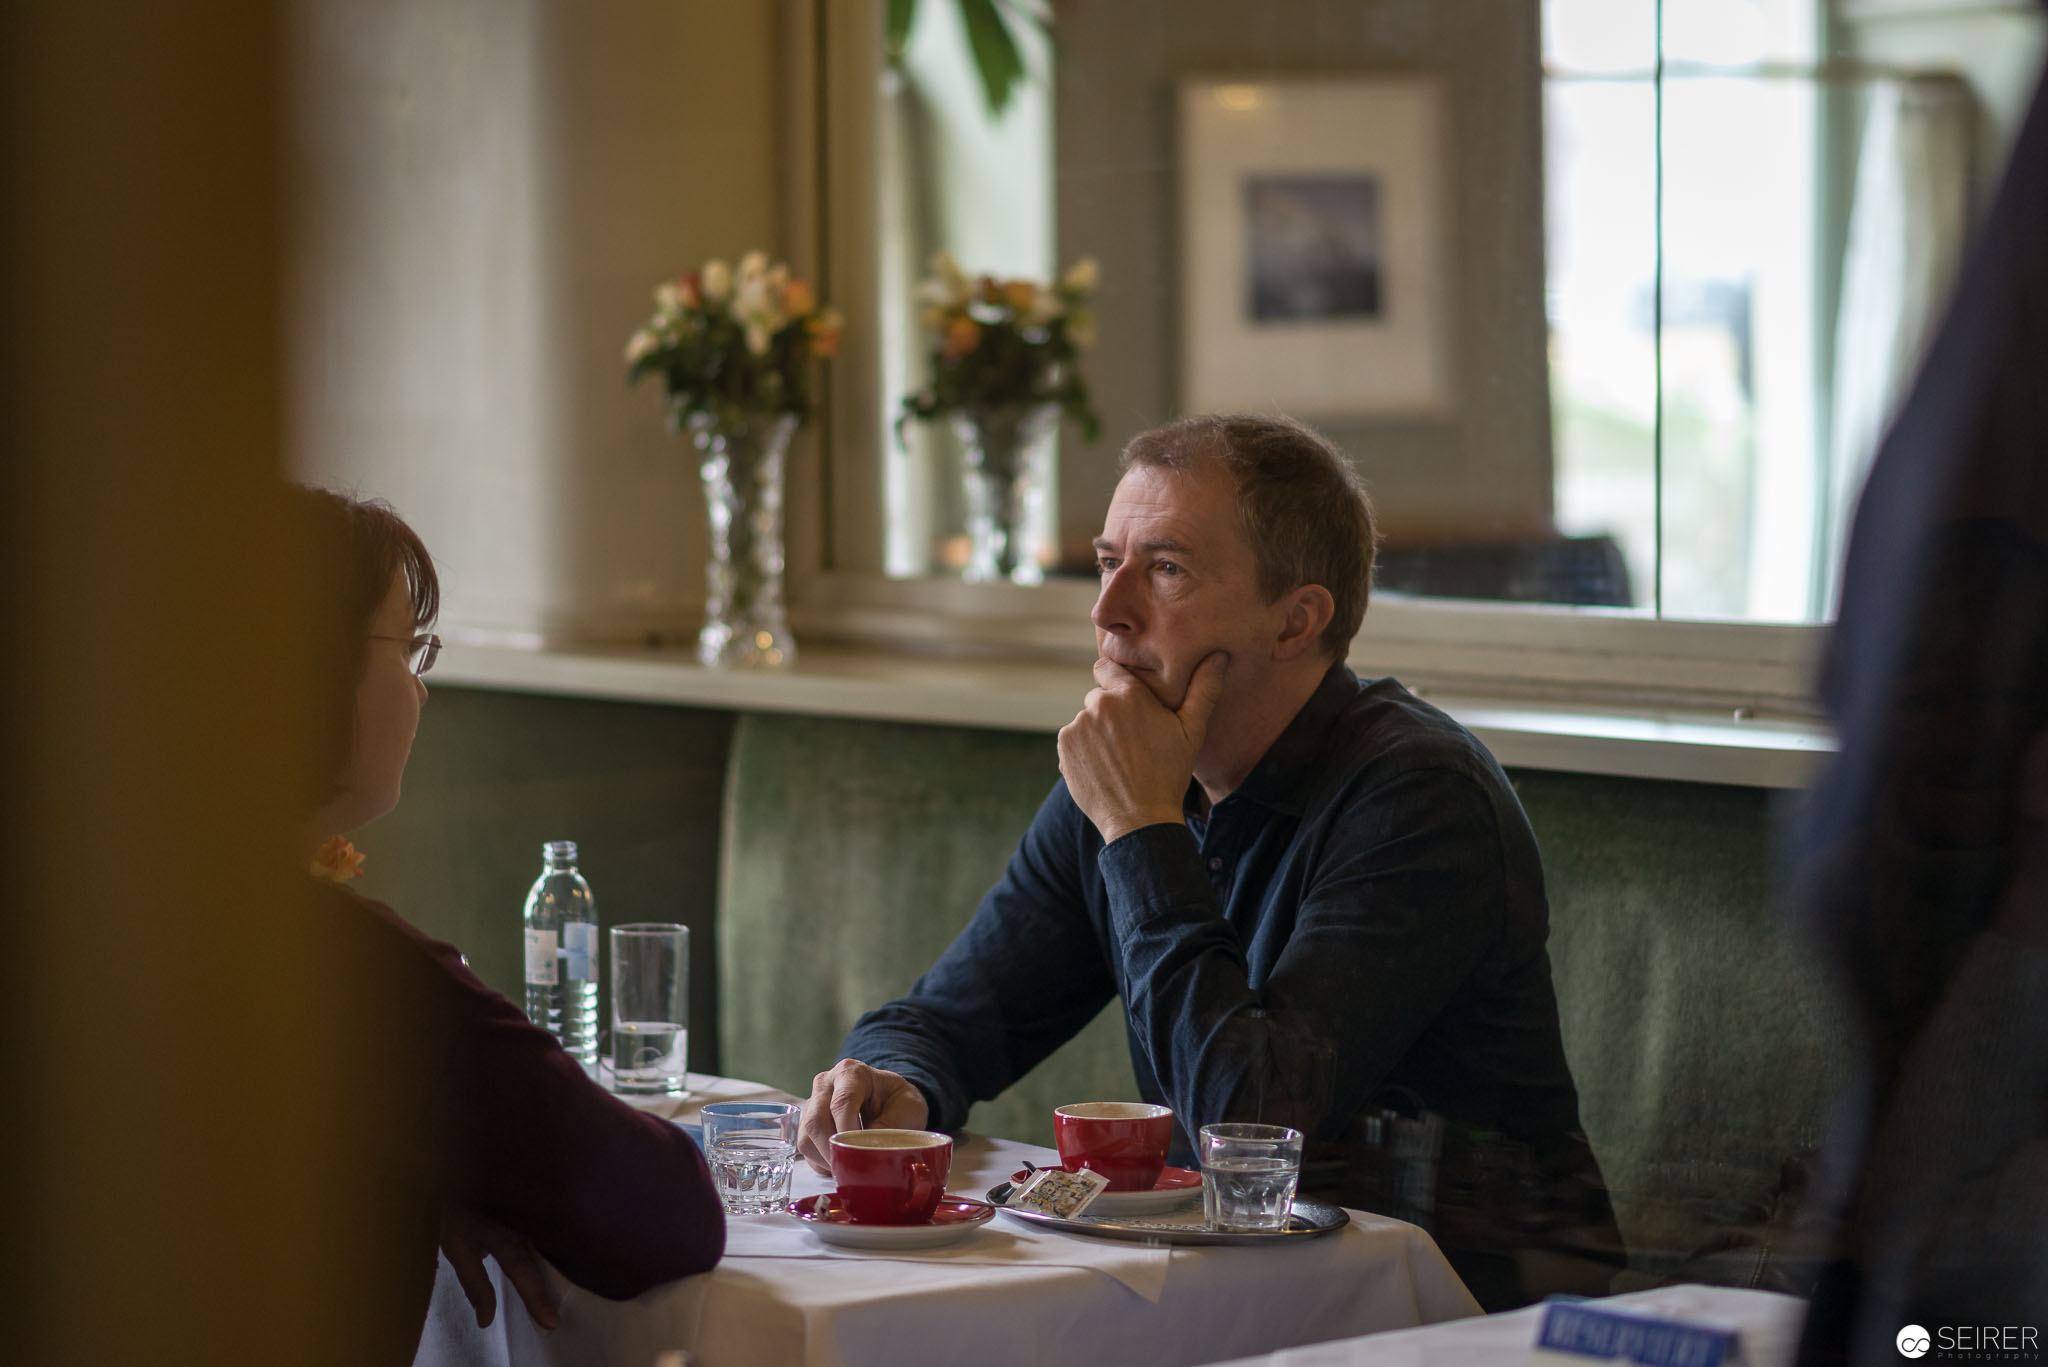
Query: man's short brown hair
1120 414 1377 658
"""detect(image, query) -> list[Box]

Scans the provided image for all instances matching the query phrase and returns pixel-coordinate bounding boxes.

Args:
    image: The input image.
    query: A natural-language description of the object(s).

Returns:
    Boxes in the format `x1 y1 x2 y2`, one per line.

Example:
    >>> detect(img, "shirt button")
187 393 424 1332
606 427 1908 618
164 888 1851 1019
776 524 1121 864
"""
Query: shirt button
1208 857 1224 871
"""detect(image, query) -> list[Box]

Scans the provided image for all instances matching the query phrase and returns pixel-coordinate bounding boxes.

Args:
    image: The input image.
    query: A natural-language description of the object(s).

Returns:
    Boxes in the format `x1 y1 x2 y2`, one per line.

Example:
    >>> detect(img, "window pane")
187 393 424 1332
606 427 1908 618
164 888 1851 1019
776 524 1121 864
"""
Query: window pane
1545 78 1658 613
1543 0 1655 74
1659 74 1822 622
1663 0 1818 68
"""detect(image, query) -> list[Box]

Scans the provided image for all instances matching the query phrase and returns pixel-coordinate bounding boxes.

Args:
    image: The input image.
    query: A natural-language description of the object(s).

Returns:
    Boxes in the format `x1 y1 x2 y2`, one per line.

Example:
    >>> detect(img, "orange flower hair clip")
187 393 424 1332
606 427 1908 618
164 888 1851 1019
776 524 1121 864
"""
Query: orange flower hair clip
310 835 366 884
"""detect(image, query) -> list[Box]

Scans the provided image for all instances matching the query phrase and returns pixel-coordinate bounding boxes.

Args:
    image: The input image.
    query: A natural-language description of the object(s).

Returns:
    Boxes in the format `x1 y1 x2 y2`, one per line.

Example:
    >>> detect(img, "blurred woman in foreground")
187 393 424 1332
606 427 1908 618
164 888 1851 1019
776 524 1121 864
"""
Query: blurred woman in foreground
290 485 722 1359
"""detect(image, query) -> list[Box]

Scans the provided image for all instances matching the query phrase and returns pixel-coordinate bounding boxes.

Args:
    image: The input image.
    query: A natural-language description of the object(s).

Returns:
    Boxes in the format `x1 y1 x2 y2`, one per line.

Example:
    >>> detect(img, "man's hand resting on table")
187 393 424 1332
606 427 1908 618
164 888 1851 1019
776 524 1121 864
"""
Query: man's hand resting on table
1058 652 1228 844
798 1059 930 1175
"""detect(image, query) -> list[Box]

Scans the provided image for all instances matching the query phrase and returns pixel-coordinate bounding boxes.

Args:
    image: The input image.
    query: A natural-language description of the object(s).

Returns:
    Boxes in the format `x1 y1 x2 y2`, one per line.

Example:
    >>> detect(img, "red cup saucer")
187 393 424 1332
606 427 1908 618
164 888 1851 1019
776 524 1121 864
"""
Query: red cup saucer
788 1193 995 1249
1010 1164 1203 1215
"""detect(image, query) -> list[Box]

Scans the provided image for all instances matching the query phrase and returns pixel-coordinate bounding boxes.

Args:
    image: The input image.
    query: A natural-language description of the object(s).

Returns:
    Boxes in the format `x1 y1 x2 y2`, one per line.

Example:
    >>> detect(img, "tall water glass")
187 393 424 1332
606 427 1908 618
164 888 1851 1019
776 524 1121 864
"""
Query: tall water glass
702 1102 801 1215
1199 1122 1304 1232
608 923 688 1094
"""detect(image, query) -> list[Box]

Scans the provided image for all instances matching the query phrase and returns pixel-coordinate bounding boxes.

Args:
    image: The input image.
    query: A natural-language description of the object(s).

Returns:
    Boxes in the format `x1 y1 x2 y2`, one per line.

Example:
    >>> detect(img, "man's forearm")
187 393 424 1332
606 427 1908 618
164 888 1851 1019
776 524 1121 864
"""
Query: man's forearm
1097 823 1302 1127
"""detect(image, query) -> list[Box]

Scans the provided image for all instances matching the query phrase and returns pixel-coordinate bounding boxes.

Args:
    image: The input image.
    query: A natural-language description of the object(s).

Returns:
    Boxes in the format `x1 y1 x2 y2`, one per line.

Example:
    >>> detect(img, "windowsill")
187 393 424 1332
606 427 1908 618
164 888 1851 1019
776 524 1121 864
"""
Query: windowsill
434 641 1833 789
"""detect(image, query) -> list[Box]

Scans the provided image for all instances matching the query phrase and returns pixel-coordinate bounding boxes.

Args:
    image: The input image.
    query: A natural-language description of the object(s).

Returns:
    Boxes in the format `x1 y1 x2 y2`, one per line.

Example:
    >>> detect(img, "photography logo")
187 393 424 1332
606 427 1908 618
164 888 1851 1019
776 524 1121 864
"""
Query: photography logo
1899 1323 2043 1360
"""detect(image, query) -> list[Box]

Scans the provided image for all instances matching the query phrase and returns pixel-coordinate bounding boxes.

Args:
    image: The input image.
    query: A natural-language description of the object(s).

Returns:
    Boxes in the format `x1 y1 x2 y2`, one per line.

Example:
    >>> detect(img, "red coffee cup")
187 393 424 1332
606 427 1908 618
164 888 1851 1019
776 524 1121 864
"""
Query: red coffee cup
1054 1102 1174 1192
829 1128 953 1224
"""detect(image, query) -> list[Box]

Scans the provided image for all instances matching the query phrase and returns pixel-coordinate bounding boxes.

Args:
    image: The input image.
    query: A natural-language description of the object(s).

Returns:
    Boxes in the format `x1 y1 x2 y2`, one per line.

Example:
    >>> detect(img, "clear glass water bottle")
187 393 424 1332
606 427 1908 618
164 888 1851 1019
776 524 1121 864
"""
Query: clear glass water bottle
522 840 599 1066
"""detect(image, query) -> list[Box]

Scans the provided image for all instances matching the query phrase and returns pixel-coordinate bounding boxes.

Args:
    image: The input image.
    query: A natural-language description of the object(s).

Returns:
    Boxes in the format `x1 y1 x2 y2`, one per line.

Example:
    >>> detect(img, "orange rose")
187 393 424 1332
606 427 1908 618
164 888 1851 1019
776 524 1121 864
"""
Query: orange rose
784 277 816 316
942 314 982 360
977 275 1004 306
1002 280 1036 313
678 273 701 308
310 835 365 883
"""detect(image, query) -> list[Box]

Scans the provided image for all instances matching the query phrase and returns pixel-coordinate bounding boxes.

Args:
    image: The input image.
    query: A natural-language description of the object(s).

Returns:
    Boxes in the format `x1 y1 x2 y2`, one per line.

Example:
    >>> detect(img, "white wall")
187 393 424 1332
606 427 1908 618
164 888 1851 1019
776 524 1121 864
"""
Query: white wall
289 0 782 644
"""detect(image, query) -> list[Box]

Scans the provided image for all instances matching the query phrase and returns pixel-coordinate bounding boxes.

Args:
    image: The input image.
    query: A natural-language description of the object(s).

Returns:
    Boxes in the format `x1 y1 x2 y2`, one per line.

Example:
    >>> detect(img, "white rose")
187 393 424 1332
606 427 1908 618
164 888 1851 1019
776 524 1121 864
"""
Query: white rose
653 281 682 316
734 278 776 329
738 250 770 281
1060 257 1100 294
702 259 732 301
933 251 970 304
745 321 772 356
623 329 661 364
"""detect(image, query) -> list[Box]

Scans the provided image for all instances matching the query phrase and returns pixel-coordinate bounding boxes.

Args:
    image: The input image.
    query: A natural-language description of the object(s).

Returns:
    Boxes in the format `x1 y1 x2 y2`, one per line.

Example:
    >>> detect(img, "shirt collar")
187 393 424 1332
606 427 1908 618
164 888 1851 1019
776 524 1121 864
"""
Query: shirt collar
1186 661 1360 818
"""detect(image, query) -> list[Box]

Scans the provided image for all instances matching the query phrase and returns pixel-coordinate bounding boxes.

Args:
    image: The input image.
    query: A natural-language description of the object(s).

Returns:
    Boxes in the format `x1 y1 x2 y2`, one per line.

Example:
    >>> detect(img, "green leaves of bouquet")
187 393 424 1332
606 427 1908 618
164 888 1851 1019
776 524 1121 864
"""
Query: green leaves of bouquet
898 253 1103 444
625 252 843 433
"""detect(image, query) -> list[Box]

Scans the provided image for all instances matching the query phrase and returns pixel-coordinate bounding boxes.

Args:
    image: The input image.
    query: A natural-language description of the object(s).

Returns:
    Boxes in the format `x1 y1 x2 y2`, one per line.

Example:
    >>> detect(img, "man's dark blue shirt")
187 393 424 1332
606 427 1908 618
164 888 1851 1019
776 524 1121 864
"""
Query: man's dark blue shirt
842 663 1598 1212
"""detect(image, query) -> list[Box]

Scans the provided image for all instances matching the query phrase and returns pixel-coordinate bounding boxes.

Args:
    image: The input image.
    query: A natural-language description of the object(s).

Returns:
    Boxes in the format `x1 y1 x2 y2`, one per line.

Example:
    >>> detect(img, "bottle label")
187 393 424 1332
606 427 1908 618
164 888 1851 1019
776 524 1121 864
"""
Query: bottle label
524 928 558 986
563 921 597 981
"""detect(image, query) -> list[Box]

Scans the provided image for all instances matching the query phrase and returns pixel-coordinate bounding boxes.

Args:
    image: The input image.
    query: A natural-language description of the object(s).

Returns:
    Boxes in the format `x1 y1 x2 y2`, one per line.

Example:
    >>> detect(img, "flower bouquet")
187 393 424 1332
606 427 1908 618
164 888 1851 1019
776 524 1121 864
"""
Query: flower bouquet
626 253 841 668
899 254 1102 584
626 252 842 432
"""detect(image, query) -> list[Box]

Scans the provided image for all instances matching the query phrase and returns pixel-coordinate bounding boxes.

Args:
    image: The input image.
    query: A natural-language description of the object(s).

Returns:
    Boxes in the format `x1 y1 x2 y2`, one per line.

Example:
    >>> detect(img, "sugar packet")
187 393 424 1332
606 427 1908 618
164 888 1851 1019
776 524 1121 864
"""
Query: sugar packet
1012 1165 1111 1219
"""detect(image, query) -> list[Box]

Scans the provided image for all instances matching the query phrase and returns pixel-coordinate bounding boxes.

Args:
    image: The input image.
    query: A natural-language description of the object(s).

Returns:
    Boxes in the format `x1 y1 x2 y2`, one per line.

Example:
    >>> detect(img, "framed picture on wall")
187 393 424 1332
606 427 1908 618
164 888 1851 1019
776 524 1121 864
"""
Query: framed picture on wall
1178 77 1452 418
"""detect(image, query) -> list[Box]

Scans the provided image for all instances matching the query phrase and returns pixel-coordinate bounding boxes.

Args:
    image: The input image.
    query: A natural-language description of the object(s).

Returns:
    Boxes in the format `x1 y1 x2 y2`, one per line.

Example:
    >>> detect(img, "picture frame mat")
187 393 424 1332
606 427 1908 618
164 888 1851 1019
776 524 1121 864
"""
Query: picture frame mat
1179 77 1451 418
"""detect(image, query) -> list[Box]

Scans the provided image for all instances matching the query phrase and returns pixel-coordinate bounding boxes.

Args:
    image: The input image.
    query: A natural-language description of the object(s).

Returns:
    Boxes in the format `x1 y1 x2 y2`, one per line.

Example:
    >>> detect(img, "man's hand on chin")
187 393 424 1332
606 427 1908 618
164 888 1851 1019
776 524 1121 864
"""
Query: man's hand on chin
1058 652 1229 843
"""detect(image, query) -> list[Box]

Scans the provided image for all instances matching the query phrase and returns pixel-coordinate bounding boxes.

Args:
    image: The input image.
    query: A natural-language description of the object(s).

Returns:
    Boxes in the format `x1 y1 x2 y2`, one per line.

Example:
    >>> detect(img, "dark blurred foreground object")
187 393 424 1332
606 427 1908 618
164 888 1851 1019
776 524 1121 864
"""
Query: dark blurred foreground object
1792 16 2048 1363
1 4 397 1364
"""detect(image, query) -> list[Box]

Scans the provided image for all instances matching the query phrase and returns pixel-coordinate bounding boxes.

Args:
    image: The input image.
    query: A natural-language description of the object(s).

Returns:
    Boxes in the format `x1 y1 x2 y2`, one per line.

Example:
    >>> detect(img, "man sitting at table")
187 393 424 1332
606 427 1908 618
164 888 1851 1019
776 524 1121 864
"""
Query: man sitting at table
797 413 1615 1309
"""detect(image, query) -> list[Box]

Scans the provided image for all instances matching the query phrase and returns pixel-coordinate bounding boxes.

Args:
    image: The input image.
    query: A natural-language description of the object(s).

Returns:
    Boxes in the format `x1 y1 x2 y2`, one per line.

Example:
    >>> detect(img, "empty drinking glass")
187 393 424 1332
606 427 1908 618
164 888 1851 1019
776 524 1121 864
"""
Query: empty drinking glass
608 923 689 1095
702 1101 801 1215
1199 1122 1304 1233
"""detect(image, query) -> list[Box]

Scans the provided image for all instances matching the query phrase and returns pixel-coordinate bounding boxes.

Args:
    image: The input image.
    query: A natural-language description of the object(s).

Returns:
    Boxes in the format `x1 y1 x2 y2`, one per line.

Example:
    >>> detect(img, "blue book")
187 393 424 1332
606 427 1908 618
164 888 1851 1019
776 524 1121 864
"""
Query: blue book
1532 1299 1739 1367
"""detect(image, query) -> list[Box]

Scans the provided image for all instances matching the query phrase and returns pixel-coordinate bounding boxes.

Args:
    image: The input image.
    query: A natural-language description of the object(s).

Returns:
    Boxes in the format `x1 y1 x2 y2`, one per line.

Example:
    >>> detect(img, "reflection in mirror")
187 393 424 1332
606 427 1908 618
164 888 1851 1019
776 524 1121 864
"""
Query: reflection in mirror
878 0 1058 580
862 0 2045 623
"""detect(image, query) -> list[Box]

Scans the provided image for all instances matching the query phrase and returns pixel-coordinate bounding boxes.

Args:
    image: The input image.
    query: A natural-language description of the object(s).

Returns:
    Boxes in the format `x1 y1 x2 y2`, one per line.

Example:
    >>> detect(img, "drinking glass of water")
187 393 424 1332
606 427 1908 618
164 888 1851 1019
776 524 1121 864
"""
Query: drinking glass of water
607 923 689 1095
1198 1122 1304 1233
701 1102 801 1215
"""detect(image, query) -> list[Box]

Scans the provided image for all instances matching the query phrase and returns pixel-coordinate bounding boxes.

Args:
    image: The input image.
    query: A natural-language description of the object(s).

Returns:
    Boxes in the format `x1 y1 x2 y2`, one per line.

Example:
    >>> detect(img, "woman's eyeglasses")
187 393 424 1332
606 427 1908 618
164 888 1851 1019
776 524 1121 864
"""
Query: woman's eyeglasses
370 632 442 677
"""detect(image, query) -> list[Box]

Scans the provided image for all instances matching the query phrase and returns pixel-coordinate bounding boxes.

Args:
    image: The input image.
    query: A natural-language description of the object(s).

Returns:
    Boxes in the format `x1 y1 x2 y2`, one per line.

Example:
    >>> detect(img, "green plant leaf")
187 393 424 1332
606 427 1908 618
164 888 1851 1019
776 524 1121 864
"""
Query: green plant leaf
958 0 1026 118
991 0 1052 44
885 0 920 65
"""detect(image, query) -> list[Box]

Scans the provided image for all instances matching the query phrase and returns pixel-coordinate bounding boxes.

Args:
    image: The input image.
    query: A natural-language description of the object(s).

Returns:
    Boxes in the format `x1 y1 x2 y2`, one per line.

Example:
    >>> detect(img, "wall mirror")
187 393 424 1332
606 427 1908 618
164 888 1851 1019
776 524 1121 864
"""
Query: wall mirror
809 0 2045 644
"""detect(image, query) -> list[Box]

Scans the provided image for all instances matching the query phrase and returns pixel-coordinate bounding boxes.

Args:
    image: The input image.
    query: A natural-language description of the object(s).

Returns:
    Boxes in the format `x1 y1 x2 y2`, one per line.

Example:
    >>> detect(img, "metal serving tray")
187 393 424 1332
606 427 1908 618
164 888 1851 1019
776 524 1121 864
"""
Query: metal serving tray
984 1185 1350 1246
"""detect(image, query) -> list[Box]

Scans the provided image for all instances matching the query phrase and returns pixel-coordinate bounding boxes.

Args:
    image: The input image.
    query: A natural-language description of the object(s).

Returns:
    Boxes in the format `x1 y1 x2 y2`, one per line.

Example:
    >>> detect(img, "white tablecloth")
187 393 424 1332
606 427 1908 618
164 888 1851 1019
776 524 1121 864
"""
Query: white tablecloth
415 1075 1481 1367
1196 1284 1809 1367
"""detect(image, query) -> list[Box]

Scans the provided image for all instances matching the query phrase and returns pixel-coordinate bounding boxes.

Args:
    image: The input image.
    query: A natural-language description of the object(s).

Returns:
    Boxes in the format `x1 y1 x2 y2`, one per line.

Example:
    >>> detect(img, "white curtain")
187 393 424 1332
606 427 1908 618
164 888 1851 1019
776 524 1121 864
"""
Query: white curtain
1824 74 1975 610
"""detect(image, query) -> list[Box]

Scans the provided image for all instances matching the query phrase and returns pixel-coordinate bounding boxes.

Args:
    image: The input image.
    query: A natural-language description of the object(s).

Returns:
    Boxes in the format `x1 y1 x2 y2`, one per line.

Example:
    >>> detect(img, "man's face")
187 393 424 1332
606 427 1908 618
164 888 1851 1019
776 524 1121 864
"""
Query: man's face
1091 461 1280 711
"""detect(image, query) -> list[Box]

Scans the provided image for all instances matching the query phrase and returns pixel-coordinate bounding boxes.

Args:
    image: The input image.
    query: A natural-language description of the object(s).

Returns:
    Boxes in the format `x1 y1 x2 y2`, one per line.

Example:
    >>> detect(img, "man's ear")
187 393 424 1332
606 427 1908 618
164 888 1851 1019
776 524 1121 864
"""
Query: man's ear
1272 586 1335 661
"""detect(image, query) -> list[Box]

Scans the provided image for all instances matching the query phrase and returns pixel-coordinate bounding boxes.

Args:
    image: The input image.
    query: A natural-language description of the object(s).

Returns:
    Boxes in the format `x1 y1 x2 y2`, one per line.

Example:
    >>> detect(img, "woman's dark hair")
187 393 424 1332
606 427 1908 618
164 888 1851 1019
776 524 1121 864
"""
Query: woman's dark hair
285 485 440 808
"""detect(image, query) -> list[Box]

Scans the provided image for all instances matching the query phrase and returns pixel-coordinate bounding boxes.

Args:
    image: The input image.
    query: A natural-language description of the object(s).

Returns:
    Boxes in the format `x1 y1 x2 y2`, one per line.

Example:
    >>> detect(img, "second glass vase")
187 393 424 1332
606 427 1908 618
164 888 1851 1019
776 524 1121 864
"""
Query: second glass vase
689 410 799 668
949 401 1059 585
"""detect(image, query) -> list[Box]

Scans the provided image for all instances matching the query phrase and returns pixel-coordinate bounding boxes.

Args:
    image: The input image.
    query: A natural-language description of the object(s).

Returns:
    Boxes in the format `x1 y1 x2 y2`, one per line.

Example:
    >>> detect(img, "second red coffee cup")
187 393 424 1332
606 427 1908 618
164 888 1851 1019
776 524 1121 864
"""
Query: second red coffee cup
829 1128 953 1224
1054 1102 1174 1192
